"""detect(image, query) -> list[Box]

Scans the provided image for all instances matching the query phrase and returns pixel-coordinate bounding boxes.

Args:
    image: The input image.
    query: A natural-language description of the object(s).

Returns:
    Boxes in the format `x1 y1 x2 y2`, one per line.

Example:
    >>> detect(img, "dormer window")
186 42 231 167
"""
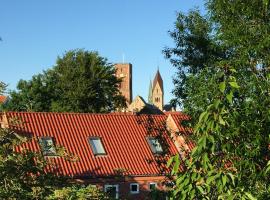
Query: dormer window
39 137 56 156
147 137 163 154
89 137 106 155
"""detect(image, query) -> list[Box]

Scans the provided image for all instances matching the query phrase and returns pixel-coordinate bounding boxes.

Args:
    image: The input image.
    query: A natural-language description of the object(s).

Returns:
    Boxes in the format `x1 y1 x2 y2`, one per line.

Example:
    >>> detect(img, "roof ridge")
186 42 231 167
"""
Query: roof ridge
6 111 167 117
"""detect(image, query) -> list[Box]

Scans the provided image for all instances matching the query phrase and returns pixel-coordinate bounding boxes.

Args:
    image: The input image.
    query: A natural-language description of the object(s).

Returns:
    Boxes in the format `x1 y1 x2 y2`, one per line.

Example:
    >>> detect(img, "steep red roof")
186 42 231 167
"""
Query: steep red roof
5 112 181 178
152 70 163 91
169 112 195 150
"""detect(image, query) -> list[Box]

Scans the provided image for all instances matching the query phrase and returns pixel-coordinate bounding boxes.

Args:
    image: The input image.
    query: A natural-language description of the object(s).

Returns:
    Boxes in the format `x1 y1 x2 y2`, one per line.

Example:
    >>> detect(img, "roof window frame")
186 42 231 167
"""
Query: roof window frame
146 136 163 154
88 137 106 156
39 136 57 156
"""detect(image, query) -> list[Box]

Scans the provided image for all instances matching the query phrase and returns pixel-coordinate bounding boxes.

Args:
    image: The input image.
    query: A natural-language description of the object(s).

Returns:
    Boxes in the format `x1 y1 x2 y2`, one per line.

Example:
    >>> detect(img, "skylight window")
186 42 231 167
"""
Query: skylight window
89 137 106 155
39 137 56 156
147 137 163 154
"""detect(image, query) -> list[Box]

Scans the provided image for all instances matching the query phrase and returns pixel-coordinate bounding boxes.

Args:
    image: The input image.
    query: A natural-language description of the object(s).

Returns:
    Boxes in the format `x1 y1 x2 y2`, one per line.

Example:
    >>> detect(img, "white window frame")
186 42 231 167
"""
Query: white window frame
104 184 119 199
130 183 139 194
146 137 163 154
149 182 157 191
88 137 106 156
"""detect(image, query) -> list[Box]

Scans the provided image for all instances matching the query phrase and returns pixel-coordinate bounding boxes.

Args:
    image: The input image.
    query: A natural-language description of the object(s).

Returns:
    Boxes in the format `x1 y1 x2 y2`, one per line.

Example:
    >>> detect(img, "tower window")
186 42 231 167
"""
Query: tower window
146 137 163 154
89 137 106 155
39 137 56 156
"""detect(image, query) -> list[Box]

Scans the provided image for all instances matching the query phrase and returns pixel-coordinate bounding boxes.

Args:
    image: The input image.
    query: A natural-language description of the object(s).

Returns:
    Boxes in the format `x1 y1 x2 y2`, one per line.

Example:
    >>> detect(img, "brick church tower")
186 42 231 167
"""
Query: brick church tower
114 63 133 104
151 70 164 110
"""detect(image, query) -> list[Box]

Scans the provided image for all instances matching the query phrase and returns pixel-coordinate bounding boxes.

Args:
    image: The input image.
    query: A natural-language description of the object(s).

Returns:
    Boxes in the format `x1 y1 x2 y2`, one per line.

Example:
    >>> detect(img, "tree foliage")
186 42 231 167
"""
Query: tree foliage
165 0 270 199
5 49 126 113
47 185 108 200
0 123 66 199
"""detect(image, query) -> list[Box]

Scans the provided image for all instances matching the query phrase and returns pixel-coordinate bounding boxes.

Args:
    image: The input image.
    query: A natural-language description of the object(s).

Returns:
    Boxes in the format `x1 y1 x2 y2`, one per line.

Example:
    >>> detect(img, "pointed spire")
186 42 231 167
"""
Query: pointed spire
148 79 153 104
153 69 163 92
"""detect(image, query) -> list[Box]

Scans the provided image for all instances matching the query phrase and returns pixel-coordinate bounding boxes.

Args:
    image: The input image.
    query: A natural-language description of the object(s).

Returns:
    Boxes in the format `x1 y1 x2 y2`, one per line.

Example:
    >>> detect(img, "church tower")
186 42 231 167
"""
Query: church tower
152 70 164 110
148 79 153 104
114 63 133 104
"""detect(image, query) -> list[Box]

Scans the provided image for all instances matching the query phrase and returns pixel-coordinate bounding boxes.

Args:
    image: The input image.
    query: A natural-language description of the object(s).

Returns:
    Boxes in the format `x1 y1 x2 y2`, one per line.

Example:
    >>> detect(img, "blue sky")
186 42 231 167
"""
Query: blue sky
0 0 204 104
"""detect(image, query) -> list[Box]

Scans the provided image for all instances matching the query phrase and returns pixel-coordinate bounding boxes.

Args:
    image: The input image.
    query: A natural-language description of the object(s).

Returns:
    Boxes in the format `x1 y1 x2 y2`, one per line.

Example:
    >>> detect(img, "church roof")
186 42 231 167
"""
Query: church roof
153 70 163 91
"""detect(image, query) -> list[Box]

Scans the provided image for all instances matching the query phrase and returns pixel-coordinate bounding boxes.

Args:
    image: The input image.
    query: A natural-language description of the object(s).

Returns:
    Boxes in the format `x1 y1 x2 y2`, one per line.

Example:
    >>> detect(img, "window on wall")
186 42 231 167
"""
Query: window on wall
130 183 139 194
147 137 163 154
89 137 106 155
104 184 119 199
149 182 157 191
39 137 56 156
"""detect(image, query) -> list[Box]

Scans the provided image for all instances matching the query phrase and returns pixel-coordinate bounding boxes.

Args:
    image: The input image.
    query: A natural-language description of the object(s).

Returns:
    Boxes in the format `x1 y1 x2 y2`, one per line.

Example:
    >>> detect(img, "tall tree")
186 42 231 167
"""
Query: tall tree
165 0 270 199
163 9 225 116
6 50 126 113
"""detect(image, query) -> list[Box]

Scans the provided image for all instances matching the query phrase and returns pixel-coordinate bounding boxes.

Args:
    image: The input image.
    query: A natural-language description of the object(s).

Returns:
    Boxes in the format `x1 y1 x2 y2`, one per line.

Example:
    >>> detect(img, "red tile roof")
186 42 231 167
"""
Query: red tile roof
169 112 195 150
0 95 7 104
5 112 182 178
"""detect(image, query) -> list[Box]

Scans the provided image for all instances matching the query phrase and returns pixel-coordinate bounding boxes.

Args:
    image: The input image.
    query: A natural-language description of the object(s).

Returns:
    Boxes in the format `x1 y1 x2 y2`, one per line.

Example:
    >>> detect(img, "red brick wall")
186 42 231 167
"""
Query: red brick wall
115 63 132 104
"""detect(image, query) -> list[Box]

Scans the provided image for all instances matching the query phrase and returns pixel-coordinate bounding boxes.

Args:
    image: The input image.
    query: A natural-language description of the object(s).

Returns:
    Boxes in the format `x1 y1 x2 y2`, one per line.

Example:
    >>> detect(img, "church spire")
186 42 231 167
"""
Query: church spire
148 79 153 104
153 69 163 92
152 69 164 110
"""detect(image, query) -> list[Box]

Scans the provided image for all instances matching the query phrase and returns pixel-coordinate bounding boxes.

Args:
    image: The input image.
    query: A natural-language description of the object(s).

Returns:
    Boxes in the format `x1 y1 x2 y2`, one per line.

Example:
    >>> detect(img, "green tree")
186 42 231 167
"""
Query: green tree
0 128 66 199
163 9 225 117
6 49 126 113
165 0 270 199
47 185 108 200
